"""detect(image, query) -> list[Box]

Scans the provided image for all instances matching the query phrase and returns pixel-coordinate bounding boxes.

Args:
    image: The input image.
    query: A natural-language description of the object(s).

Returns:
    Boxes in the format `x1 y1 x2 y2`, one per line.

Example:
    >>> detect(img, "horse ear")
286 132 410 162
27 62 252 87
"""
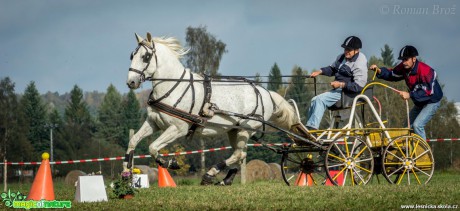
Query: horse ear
135 33 143 44
146 32 152 42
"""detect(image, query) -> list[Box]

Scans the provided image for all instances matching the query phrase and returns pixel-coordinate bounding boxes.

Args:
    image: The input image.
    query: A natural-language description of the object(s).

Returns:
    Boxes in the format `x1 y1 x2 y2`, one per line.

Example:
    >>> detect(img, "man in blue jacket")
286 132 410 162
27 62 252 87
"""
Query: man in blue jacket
370 45 443 140
306 36 368 130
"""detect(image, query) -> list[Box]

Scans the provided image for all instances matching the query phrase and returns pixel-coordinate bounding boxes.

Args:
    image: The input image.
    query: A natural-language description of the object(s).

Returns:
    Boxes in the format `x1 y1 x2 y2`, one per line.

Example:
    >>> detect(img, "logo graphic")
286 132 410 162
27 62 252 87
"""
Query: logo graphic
1 190 27 207
1 190 72 209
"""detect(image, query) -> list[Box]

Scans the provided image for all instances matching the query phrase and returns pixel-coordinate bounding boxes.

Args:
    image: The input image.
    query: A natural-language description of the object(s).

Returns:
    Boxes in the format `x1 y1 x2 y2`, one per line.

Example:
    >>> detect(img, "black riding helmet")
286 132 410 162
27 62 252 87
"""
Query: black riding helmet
341 36 362 49
398 45 418 60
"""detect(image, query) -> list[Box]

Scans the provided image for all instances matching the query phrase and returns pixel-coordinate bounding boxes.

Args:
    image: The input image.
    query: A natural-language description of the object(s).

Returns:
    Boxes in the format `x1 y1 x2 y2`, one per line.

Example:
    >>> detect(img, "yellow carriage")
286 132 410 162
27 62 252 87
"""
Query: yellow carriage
281 82 435 186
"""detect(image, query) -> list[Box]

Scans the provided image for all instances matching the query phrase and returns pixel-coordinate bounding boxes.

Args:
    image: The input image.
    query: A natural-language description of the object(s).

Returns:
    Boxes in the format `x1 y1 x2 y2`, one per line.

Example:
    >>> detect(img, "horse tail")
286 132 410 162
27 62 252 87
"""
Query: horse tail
268 91 300 130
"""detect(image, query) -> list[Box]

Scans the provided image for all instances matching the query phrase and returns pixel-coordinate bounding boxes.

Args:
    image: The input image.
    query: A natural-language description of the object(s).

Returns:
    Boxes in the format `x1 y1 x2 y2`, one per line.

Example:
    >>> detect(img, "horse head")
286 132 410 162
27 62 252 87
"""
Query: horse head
127 32 157 89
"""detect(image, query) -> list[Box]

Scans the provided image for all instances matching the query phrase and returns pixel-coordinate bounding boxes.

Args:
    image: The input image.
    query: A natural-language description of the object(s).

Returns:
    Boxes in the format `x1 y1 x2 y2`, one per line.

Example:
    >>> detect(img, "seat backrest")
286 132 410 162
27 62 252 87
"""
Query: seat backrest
328 87 373 111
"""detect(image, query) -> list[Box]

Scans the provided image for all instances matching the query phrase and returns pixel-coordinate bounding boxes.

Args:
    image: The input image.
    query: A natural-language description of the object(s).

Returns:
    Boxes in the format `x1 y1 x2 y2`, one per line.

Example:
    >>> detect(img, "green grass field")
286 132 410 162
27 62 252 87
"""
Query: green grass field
2 171 459 210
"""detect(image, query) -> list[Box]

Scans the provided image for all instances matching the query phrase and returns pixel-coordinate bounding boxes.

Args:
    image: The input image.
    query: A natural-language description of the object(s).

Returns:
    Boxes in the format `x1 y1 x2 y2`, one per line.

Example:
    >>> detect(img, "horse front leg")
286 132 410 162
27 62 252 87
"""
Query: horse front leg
201 130 249 185
148 125 188 169
123 120 158 172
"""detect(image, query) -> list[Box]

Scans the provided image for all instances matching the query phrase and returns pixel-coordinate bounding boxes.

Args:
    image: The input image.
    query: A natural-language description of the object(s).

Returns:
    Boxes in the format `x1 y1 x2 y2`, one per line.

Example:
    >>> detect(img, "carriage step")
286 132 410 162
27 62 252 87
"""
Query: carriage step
289 123 318 145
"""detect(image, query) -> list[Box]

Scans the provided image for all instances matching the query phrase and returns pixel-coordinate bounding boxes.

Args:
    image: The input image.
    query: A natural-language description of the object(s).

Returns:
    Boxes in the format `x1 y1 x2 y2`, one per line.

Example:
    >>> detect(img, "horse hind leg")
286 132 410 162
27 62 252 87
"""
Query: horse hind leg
201 130 248 186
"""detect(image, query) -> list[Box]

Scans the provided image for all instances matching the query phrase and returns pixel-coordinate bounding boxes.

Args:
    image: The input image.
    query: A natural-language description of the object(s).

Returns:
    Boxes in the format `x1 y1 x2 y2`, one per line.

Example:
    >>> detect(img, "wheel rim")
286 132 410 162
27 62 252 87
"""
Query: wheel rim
382 135 434 185
281 146 327 186
325 136 374 186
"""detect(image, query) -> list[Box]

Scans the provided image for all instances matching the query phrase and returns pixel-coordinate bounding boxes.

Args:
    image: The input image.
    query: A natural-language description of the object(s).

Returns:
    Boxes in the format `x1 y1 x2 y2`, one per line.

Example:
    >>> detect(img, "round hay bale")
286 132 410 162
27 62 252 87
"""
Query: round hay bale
64 170 86 186
134 165 158 184
268 163 282 180
245 159 273 183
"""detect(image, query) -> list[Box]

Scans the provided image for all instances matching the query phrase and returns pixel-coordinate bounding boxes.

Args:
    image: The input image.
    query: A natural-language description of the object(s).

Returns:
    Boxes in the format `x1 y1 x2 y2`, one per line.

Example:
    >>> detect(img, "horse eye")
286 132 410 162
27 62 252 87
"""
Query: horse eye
130 52 134 60
143 53 152 62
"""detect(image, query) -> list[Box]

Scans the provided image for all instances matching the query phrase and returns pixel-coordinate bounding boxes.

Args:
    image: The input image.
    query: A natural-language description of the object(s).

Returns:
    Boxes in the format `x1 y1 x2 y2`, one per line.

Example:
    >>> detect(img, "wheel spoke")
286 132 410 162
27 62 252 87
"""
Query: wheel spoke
413 166 431 177
384 162 404 165
332 167 346 181
286 157 302 164
344 137 350 157
407 169 410 185
328 163 345 168
394 140 407 159
355 164 372 174
410 139 421 157
387 150 404 162
405 137 409 158
355 158 373 163
294 153 304 163
350 168 355 186
342 169 348 185
413 150 430 161
350 139 359 158
388 165 404 177
328 153 346 162
287 174 296 182
396 168 407 185
283 165 298 170
353 145 368 159
333 143 347 159
411 168 421 184
353 167 366 184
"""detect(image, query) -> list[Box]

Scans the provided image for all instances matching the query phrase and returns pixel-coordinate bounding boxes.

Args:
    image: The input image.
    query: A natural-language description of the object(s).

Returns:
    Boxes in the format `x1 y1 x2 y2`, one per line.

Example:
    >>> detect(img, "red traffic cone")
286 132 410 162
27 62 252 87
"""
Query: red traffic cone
295 172 314 186
157 166 176 188
27 153 55 200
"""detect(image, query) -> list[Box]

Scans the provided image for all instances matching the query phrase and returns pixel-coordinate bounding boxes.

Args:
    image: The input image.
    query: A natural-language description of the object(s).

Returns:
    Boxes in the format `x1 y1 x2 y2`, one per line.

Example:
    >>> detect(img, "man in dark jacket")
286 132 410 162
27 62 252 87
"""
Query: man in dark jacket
306 36 368 130
370 45 443 140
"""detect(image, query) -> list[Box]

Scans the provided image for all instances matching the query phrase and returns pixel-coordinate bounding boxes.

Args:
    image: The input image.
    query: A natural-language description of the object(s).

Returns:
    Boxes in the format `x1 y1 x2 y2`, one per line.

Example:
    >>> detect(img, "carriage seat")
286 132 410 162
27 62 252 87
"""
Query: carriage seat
328 87 373 111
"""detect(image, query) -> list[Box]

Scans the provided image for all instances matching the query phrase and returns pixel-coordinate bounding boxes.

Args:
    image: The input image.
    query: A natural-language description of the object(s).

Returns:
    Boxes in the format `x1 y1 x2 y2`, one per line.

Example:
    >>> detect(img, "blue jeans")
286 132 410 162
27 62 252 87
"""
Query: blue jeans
409 101 441 140
306 89 342 129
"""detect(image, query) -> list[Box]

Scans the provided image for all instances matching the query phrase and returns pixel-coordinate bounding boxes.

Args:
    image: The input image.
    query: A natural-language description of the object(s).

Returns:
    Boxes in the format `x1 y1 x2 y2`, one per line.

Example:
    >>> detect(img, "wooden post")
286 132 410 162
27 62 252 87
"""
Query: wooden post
3 159 6 192
240 157 246 185
200 139 206 175
129 129 134 167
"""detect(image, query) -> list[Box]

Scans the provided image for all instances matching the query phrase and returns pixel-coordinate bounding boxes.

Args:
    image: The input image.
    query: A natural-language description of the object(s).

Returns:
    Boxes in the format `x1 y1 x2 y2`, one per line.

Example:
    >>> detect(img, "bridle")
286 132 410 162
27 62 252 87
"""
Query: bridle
128 40 158 83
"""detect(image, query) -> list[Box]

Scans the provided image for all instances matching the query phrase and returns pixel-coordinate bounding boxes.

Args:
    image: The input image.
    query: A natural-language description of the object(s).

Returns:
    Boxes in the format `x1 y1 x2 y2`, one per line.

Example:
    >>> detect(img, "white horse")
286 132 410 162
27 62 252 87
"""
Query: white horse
124 32 299 185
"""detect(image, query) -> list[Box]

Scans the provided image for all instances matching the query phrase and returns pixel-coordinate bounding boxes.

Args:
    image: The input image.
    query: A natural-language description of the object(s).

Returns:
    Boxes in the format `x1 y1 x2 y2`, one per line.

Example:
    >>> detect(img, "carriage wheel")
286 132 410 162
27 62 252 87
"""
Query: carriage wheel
280 145 328 186
325 136 374 186
382 135 434 185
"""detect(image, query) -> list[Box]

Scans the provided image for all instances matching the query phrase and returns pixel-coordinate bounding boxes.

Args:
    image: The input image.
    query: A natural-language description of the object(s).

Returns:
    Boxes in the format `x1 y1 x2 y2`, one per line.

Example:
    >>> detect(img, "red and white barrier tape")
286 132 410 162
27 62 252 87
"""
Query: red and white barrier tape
1 139 457 166
0 143 288 166
426 138 458 142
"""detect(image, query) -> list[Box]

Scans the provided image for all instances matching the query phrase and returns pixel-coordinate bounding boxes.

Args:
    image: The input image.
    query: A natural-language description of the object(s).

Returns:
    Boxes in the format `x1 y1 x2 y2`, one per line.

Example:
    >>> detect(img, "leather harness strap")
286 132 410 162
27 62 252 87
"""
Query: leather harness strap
199 74 212 116
148 69 187 105
148 100 207 126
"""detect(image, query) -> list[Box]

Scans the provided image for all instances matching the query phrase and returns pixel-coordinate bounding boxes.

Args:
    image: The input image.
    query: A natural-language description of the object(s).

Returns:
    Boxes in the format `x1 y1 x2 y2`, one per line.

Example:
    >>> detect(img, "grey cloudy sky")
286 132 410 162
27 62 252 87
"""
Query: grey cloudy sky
1 0 459 101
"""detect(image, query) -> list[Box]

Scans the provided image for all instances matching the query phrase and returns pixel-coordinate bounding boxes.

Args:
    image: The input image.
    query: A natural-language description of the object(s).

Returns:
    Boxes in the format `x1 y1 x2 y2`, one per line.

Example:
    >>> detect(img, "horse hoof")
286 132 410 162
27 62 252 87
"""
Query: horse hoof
168 158 181 170
200 173 215 185
220 168 238 186
155 158 181 170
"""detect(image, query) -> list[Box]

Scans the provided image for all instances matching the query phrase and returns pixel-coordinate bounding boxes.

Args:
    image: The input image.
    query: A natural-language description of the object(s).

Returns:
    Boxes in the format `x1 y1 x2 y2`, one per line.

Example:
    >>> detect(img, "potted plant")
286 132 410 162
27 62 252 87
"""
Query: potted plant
113 171 137 199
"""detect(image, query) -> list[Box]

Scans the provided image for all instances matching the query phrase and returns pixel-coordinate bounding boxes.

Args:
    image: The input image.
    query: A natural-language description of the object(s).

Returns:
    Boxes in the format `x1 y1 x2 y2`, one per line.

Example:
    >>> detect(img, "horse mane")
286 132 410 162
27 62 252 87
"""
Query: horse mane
153 37 189 58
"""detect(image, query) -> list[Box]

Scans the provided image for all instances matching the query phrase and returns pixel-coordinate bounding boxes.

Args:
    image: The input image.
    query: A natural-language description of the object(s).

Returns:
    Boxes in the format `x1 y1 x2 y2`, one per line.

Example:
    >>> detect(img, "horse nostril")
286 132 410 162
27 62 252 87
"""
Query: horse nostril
127 81 135 88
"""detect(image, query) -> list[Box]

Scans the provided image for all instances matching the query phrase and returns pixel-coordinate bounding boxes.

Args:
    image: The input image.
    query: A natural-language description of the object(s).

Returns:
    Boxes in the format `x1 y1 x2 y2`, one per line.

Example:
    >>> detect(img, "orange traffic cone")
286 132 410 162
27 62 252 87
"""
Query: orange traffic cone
295 172 314 186
157 166 176 187
27 153 55 200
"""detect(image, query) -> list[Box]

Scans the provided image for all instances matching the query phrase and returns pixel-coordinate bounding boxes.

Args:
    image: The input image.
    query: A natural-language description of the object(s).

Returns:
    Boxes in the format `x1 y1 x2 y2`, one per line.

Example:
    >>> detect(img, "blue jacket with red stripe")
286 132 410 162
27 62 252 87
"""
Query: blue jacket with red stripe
377 60 443 106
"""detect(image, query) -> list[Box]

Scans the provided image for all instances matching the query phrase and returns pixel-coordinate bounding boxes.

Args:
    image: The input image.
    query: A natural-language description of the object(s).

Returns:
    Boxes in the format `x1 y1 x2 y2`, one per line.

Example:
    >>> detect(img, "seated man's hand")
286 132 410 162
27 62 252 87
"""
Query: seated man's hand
309 70 322 78
331 81 344 89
